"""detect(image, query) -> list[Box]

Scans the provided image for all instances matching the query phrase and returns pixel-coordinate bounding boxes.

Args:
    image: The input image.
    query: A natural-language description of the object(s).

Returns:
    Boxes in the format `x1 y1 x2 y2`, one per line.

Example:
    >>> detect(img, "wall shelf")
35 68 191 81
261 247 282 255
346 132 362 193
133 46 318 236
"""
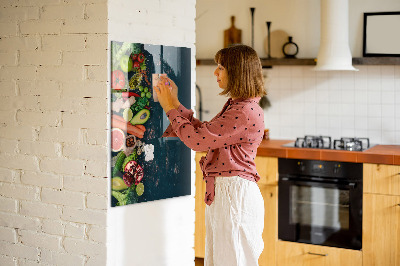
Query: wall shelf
196 57 400 67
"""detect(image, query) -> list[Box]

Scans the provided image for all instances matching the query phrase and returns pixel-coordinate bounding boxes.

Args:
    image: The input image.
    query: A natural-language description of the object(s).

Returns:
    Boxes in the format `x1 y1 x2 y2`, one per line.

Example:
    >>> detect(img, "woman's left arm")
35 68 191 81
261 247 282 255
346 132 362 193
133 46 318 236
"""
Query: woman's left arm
164 107 248 152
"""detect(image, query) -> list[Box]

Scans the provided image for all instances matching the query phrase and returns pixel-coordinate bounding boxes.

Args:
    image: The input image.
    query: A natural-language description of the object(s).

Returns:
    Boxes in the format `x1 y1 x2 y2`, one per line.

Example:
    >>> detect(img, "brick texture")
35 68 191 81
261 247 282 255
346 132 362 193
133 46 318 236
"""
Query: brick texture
19 229 61 251
0 0 108 264
0 0 196 265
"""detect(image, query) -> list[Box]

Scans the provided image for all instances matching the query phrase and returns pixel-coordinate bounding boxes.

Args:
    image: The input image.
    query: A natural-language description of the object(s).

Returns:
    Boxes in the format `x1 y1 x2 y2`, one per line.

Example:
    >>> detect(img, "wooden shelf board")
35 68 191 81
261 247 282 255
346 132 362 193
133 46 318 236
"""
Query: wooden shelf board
196 57 400 67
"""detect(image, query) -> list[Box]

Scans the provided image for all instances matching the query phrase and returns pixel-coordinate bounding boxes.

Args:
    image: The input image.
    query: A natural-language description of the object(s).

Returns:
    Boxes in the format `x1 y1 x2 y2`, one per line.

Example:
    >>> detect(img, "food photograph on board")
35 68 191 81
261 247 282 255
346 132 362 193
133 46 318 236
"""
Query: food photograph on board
110 41 191 207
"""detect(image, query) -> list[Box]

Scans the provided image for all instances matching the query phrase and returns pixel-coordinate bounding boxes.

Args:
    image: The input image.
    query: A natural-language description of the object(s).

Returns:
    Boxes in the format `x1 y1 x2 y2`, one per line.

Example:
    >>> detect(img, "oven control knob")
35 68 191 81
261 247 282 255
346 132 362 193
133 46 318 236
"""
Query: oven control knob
334 164 341 174
298 161 305 171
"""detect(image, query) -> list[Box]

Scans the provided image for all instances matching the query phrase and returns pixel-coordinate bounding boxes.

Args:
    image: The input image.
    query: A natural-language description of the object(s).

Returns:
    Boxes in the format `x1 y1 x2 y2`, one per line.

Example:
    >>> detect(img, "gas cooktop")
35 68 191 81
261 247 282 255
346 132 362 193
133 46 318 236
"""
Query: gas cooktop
282 135 375 151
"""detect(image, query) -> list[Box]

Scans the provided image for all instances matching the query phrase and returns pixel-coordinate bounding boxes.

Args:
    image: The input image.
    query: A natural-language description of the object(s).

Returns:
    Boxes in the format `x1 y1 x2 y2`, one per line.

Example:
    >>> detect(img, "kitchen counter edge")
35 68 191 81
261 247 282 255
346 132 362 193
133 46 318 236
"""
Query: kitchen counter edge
196 140 400 165
256 139 400 165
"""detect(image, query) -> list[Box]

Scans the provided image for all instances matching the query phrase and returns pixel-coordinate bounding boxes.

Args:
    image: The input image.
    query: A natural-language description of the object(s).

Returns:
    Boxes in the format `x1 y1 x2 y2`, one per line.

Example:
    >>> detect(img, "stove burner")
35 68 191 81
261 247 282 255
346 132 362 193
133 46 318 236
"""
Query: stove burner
295 135 332 149
286 136 372 151
333 137 370 151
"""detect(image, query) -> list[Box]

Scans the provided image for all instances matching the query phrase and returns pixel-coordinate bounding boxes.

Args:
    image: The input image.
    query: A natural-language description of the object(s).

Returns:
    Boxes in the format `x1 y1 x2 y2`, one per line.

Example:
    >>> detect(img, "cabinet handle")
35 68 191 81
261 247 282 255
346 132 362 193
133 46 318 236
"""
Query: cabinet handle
307 252 328 256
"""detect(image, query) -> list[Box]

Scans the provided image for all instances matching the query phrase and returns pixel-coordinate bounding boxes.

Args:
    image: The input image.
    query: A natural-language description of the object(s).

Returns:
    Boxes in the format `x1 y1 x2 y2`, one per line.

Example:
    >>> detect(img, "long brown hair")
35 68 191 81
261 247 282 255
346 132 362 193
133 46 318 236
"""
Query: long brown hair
214 45 266 99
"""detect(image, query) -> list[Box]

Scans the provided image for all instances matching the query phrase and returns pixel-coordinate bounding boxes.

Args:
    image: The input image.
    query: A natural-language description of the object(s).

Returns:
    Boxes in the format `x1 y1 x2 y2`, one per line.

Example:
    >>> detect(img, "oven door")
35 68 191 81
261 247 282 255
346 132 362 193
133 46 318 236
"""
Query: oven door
278 176 362 250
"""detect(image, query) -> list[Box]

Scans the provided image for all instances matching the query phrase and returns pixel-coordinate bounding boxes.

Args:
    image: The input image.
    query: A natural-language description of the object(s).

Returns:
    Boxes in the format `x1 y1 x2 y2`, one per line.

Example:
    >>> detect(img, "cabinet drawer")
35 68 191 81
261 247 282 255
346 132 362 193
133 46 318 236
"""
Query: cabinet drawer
364 164 400 196
277 241 362 266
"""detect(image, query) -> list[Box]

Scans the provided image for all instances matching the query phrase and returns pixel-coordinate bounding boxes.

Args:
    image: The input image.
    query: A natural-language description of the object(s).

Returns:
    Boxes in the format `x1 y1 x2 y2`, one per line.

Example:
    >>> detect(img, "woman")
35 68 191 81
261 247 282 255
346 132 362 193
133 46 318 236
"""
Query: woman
154 44 266 266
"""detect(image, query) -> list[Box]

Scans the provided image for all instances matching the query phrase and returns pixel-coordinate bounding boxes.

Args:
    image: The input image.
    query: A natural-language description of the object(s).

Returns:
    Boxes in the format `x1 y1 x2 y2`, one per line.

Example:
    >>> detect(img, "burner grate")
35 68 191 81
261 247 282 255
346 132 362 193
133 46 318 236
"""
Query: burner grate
333 137 370 151
287 136 371 151
295 135 332 149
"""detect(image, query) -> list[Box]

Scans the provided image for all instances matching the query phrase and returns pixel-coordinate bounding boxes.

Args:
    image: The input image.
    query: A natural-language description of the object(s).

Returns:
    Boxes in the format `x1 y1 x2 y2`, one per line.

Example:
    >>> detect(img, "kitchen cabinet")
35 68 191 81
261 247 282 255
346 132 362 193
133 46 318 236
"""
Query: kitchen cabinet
255 156 278 186
259 184 278 266
194 153 279 265
276 241 362 266
363 163 400 196
195 154 400 265
363 193 400 266
195 152 207 258
363 164 400 266
256 157 279 266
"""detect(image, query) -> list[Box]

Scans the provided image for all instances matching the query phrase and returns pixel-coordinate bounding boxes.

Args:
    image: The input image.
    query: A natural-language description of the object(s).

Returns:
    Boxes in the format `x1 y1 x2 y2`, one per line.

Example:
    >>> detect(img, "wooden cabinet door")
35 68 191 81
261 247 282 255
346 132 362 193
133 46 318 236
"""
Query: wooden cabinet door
255 156 278 186
276 241 362 266
364 164 400 196
195 152 207 258
259 185 278 266
363 193 400 266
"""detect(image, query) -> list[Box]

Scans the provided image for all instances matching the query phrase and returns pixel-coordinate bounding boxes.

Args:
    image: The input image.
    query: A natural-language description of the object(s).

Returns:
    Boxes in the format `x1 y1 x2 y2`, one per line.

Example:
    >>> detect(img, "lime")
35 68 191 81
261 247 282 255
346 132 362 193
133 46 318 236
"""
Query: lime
144 87 148 93
136 182 144 196
146 92 152 98
141 92 146 98
138 85 143 91
120 55 133 73
123 108 133 122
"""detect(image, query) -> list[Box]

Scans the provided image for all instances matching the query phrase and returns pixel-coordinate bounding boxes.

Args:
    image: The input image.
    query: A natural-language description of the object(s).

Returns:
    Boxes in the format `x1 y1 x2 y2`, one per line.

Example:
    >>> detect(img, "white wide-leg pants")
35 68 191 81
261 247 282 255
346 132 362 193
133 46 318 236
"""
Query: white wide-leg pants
205 176 264 266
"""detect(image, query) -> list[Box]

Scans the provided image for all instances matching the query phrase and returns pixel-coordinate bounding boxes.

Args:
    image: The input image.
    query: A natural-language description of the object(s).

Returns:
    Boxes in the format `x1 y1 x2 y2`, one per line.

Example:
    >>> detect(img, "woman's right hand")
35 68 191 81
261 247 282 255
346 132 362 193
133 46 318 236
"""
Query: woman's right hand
160 76 180 108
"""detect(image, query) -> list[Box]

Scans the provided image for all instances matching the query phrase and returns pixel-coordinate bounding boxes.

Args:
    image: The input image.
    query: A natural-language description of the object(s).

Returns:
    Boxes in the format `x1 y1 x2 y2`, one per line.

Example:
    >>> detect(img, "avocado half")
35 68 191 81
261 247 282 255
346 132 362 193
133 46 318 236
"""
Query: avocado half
112 176 129 191
130 109 150 125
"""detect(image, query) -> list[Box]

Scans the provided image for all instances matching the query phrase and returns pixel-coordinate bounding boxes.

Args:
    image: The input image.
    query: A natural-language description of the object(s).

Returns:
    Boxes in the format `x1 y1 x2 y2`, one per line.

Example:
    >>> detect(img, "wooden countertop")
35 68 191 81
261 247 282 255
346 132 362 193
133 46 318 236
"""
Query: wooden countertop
256 139 400 165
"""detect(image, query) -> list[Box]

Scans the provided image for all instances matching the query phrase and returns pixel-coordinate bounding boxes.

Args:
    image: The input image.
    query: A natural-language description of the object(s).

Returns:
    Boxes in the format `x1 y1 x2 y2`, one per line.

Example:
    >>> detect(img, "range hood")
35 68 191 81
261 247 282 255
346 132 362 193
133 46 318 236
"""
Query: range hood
314 0 358 71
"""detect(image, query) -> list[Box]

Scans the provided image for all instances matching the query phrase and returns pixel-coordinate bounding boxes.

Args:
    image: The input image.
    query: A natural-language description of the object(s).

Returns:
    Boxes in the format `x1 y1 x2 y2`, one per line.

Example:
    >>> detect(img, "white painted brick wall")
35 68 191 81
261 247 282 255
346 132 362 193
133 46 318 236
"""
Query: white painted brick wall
64 222 85 239
41 219 64 236
63 237 106 257
87 225 106 243
0 168 16 183
0 0 108 264
0 197 18 213
20 200 62 220
0 213 41 231
20 171 62 189
85 160 107 178
0 183 39 201
19 229 61 251
42 188 85 208
64 175 107 194
0 226 17 243
86 193 107 210
1 0 197 264
62 207 106 226
0 241 39 261
0 255 16 266
40 249 85 266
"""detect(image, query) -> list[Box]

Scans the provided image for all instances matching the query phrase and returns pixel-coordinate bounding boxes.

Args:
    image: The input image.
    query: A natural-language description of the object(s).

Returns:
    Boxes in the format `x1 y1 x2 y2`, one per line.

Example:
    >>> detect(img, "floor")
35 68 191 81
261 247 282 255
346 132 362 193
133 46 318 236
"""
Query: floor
195 257 204 266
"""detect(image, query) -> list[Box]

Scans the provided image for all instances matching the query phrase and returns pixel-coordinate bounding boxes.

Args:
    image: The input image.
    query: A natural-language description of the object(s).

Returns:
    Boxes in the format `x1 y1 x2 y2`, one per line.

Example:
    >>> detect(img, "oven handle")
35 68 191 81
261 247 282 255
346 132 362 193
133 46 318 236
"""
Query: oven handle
280 177 357 189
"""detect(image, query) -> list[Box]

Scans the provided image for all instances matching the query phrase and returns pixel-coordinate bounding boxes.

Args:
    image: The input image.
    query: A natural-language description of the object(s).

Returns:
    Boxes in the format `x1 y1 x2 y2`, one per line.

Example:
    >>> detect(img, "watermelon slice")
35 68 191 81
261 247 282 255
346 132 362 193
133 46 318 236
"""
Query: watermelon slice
111 128 125 152
112 70 125 90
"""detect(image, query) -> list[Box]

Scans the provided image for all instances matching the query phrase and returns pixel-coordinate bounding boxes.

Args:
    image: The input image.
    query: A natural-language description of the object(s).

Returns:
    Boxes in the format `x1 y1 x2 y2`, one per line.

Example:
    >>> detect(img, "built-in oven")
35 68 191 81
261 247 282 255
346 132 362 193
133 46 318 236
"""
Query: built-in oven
278 158 363 250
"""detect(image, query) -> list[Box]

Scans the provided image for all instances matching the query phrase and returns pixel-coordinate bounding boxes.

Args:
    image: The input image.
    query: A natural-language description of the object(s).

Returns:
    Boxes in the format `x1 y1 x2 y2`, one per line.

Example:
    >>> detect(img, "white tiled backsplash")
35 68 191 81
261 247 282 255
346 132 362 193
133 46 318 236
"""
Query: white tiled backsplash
196 65 400 145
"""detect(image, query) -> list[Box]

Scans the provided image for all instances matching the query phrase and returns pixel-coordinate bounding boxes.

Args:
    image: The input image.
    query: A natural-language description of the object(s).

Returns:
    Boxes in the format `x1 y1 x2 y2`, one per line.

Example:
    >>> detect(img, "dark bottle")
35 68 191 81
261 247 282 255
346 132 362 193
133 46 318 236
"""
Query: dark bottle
282 36 299 58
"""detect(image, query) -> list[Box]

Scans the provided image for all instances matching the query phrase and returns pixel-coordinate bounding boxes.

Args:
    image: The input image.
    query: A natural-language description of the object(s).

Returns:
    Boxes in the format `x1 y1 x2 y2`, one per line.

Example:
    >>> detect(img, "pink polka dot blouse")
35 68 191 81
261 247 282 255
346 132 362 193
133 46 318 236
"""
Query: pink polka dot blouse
162 97 265 205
